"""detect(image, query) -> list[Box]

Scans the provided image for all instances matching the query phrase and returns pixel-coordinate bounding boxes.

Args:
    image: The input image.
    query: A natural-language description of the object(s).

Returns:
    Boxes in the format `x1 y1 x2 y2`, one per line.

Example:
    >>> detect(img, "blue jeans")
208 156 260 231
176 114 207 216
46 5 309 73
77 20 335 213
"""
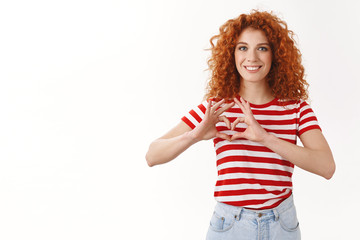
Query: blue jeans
206 195 301 240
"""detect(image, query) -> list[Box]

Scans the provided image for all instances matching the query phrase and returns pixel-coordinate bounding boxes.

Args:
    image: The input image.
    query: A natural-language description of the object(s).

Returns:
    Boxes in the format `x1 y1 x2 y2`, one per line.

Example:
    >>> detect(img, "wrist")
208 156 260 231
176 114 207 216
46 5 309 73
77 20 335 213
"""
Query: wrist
259 132 275 146
185 129 201 144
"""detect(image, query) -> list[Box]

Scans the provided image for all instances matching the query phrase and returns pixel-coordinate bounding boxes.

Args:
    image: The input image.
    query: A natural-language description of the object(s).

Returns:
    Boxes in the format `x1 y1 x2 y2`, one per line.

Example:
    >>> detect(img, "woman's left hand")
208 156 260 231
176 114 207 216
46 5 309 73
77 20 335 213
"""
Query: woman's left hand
231 97 269 142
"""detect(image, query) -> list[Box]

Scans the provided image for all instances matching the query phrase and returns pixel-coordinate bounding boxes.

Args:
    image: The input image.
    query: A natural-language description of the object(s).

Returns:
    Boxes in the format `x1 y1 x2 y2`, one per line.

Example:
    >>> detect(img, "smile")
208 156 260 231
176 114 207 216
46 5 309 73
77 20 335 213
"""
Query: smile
245 66 261 70
244 65 262 72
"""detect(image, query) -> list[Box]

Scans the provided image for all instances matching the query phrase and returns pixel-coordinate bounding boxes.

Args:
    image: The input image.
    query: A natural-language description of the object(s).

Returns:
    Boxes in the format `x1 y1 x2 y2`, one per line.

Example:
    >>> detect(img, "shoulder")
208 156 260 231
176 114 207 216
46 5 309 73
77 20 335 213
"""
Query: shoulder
277 98 313 110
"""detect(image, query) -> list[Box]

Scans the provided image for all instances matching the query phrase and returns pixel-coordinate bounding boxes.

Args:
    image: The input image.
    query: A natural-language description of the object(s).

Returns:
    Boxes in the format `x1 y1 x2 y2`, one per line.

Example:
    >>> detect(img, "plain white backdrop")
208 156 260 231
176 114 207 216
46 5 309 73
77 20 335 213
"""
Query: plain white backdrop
0 0 359 239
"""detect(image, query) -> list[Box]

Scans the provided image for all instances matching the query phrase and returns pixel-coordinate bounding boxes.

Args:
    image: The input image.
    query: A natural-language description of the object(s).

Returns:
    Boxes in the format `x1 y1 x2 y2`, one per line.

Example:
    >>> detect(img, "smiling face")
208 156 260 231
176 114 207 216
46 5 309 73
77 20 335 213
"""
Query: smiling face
234 27 272 85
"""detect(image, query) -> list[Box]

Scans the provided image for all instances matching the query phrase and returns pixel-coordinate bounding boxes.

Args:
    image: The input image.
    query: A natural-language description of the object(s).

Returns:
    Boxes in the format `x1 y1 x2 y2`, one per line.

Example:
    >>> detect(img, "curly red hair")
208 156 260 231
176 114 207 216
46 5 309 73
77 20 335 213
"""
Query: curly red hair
205 10 308 101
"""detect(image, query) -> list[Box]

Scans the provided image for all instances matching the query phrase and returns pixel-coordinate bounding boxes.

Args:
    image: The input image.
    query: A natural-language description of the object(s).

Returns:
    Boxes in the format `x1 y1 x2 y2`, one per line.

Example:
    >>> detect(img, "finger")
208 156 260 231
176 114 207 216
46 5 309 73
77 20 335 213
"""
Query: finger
231 132 244 141
240 97 247 105
215 102 235 116
240 97 253 114
216 132 231 142
206 100 212 115
219 115 231 129
233 97 242 106
235 97 246 114
233 97 244 109
246 101 253 114
243 98 251 111
211 99 225 114
231 117 245 130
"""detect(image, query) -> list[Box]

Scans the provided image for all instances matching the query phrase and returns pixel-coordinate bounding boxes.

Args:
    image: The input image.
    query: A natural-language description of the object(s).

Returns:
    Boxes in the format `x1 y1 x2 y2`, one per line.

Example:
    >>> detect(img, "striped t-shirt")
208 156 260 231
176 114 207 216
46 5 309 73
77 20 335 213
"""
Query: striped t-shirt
181 96 321 209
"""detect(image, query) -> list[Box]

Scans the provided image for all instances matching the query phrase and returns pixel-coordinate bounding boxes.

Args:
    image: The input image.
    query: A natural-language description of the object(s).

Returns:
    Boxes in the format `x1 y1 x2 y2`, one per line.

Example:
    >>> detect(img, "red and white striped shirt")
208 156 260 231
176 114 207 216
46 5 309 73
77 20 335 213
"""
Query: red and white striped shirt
181 96 321 209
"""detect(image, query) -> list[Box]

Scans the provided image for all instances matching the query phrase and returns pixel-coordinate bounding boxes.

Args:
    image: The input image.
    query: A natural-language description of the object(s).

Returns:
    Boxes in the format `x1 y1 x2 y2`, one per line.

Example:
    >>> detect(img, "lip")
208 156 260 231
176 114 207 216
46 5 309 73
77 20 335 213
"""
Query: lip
243 65 262 73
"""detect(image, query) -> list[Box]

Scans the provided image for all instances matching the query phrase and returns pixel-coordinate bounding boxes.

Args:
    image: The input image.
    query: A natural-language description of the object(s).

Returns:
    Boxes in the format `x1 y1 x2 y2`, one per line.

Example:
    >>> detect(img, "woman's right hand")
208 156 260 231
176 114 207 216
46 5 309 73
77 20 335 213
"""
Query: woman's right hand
190 99 234 142
146 99 234 167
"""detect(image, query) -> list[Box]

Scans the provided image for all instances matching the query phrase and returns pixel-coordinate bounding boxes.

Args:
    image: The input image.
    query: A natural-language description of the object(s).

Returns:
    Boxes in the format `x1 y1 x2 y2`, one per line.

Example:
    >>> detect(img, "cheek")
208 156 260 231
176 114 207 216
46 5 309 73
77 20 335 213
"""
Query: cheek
265 54 272 66
262 55 272 72
234 53 245 67
235 58 244 74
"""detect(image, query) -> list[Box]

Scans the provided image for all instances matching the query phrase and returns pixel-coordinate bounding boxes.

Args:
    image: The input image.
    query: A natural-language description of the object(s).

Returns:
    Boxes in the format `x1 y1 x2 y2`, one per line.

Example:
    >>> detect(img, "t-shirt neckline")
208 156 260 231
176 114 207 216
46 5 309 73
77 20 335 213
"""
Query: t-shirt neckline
236 95 279 108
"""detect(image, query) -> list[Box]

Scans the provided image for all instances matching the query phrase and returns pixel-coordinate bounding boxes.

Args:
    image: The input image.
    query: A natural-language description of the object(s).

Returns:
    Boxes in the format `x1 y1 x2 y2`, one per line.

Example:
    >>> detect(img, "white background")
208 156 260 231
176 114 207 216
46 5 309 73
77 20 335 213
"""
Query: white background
0 0 359 239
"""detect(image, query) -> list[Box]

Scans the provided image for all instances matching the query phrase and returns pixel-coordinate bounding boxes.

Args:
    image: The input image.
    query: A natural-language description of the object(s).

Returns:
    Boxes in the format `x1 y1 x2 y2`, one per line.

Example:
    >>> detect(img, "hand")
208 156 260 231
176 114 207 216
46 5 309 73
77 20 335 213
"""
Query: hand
230 97 269 142
191 99 234 142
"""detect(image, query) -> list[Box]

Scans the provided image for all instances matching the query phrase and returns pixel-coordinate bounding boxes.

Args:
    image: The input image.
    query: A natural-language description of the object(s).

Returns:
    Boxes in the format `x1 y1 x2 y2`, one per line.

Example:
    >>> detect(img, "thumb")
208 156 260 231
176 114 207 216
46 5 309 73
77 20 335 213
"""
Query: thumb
231 132 245 141
231 117 245 131
216 132 231 142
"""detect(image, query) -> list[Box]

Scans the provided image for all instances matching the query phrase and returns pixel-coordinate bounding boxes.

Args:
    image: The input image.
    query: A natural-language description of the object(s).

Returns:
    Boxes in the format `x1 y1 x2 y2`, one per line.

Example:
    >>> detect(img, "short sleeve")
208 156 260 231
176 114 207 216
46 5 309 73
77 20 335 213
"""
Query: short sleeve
297 100 322 136
181 100 208 129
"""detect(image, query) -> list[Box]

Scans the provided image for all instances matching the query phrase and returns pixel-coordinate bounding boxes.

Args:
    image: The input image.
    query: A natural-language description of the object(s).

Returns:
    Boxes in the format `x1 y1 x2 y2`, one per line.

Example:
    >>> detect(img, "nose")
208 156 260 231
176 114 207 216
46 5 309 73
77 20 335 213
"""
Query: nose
246 49 258 62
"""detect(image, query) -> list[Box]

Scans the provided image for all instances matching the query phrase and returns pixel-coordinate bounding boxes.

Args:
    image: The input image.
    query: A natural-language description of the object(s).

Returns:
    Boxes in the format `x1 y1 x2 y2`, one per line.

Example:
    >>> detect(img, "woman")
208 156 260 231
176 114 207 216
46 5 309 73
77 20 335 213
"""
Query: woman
146 10 335 240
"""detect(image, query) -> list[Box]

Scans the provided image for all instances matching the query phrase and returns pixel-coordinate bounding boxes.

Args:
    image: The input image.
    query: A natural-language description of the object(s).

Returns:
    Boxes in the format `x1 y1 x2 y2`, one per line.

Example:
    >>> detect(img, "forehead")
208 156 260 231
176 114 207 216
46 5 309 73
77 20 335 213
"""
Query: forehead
236 27 269 43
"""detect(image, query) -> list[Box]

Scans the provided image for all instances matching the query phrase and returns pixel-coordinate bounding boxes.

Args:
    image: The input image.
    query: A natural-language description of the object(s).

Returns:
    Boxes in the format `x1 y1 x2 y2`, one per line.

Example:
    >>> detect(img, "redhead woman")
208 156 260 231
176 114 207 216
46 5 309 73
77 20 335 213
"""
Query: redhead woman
146 10 335 240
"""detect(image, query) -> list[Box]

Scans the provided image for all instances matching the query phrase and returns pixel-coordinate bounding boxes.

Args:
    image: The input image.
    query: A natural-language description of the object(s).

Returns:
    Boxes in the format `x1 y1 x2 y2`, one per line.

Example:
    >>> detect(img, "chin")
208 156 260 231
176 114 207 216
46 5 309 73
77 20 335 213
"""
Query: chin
241 76 267 83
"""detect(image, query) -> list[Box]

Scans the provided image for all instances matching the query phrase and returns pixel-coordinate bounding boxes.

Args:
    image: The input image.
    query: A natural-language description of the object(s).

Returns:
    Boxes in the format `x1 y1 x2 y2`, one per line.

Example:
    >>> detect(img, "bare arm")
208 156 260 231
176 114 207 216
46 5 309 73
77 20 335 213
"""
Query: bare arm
261 130 335 179
145 100 234 167
231 97 335 179
145 121 196 167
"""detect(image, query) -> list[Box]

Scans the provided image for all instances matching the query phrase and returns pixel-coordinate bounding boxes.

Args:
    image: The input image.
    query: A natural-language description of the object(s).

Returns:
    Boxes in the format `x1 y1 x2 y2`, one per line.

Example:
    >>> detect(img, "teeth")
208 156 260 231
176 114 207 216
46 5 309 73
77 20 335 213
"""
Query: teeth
245 66 260 70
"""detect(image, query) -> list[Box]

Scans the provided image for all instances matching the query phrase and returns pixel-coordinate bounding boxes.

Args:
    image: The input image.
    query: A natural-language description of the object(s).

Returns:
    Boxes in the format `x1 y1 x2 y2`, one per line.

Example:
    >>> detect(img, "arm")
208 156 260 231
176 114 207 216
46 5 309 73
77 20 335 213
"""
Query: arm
231 97 335 179
145 100 234 167
145 121 197 167
261 129 335 179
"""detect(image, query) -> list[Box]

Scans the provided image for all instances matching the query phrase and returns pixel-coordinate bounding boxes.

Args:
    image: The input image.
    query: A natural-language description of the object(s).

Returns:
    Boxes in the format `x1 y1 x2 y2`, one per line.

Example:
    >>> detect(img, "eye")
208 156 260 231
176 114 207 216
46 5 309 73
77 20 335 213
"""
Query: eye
238 46 247 51
258 46 268 51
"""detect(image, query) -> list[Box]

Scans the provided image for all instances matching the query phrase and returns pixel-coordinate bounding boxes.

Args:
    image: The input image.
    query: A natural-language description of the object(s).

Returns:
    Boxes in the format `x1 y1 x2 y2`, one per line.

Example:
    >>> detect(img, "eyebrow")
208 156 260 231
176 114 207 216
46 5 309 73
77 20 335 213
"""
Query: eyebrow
236 42 270 46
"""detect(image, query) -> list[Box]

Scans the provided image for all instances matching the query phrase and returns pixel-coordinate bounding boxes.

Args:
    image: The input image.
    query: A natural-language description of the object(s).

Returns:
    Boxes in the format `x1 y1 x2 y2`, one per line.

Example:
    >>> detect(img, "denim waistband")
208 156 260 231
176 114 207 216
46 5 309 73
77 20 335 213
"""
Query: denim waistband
214 194 295 221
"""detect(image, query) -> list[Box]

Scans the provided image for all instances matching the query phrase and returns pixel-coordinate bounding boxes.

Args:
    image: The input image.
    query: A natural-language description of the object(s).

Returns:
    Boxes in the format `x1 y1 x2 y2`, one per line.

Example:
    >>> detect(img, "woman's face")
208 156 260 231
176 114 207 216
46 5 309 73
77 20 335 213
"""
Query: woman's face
234 27 272 84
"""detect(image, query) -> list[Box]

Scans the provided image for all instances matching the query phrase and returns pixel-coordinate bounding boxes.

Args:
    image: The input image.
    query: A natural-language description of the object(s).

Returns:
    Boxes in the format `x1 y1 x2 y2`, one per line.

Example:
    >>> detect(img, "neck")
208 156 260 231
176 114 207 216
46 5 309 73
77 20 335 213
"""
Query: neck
239 80 274 105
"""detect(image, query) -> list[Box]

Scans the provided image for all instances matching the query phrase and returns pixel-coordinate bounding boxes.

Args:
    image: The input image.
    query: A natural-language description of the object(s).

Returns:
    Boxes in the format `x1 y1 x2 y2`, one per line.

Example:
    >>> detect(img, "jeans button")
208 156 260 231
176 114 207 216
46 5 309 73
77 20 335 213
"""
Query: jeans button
258 213 262 217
